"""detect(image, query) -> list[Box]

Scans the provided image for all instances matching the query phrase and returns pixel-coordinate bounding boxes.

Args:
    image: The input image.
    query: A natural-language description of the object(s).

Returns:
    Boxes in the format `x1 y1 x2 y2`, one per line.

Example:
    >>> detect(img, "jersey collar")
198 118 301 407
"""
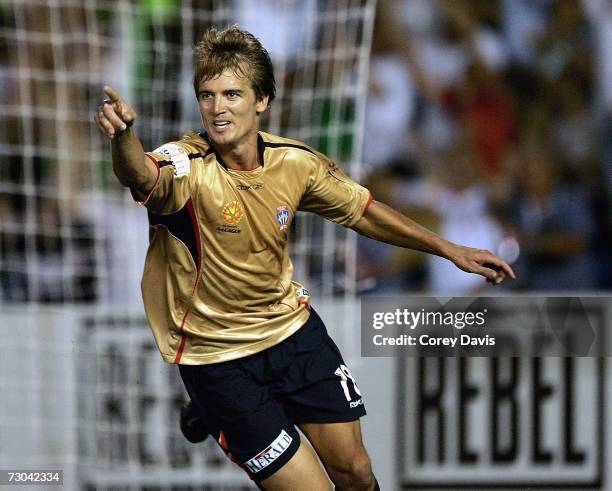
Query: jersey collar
200 131 266 171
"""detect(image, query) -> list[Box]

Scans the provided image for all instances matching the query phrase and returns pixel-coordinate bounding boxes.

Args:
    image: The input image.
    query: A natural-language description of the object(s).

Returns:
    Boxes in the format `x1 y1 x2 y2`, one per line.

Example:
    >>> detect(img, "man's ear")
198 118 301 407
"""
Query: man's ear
256 95 270 115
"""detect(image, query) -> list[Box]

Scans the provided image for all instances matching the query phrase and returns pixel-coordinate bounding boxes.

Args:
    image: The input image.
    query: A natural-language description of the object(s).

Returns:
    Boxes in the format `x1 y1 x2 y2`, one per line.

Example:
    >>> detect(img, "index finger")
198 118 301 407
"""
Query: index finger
483 256 516 280
103 85 121 103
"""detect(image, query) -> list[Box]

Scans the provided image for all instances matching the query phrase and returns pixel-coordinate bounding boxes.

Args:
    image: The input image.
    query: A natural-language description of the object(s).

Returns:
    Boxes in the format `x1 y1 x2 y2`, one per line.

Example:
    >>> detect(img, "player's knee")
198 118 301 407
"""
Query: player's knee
327 448 373 490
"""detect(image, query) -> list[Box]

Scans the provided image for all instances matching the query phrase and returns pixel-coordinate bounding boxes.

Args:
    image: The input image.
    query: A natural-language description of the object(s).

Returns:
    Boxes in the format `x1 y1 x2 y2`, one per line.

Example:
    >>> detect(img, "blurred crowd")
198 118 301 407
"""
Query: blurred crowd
0 3 148 304
357 0 612 294
0 5 96 302
0 0 610 304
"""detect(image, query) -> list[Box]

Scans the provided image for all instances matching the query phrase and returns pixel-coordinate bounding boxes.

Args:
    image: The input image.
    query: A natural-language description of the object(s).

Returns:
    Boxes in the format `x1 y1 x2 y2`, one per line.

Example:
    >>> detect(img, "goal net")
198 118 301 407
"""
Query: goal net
0 0 376 488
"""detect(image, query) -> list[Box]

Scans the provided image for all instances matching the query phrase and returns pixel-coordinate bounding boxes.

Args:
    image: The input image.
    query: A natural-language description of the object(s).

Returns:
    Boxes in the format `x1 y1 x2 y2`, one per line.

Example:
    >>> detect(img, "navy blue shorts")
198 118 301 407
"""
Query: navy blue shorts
178 309 366 483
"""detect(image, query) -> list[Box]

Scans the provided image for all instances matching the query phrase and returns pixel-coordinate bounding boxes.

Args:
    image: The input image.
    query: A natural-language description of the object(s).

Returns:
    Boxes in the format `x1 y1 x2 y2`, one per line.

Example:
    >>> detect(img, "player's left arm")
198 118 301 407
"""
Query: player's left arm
352 199 516 284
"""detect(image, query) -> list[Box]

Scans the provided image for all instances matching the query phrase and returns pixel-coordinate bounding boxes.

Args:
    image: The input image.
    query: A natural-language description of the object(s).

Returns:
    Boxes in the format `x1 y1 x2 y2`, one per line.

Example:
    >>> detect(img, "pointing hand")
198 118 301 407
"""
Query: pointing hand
93 86 137 140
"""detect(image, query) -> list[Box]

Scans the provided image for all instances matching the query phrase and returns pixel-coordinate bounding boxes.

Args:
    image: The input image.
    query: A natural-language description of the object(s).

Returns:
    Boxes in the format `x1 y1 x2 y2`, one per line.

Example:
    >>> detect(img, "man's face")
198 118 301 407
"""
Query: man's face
197 69 268 150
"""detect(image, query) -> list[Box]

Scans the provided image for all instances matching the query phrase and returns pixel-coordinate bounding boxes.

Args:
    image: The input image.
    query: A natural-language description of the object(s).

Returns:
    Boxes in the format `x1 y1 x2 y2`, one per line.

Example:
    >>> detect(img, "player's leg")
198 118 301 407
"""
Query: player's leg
178 362 332 490
275 309 379 490
180 394 331 490
259 436 332 491
299 419 378 491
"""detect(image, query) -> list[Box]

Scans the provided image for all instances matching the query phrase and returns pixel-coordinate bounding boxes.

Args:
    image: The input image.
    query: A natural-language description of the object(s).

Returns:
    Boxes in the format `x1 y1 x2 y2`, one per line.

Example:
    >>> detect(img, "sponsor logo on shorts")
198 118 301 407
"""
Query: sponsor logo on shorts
335 364 362 405
350 398 364 408
244 429 293 474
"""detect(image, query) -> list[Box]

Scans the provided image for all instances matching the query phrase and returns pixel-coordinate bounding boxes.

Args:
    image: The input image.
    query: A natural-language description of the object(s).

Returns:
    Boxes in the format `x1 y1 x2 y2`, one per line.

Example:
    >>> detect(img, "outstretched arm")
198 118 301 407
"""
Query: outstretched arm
93 86 157 199
352 199 516 284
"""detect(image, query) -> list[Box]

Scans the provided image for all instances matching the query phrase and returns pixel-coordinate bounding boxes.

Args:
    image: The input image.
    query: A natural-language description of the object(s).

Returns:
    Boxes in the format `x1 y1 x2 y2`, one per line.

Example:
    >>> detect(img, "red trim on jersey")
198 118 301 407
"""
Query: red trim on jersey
132 154 161 204
184 199 202 275
299 300 312 313
219 431 229 450
173 197 202 364
145 153 160 169
363 193 374 214
218 431 249 474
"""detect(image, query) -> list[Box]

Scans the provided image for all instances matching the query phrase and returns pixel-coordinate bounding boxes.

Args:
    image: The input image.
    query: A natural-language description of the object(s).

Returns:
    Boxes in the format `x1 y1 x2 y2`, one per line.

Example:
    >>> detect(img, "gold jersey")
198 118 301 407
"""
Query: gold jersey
139 131 371 364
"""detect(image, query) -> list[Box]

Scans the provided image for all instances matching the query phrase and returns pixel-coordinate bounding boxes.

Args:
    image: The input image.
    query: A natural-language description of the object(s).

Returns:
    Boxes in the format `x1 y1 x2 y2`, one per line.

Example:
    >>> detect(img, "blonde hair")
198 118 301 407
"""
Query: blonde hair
193 26 276 103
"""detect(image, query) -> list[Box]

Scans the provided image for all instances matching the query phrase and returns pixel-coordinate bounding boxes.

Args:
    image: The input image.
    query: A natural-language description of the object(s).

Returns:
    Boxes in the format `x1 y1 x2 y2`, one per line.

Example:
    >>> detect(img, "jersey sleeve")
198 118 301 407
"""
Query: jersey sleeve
299 152 372 227
138 141 196 215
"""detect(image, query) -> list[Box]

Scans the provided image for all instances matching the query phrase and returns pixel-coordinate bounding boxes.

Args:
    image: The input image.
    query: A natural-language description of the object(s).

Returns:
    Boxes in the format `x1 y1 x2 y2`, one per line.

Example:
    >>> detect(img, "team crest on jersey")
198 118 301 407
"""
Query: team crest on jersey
276 205 291 231
222 200 244 225
153 143 191 178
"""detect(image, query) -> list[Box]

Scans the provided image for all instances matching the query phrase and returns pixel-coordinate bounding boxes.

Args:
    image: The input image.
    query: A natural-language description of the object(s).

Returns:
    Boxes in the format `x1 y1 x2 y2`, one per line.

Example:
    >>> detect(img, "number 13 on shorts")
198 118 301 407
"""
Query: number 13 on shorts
334 364 361 402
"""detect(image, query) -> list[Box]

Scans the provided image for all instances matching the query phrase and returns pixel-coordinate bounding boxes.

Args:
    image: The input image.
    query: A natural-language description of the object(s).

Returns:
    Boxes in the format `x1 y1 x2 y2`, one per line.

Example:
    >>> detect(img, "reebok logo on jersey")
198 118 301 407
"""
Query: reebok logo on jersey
244 429 293 473
236 182 264 190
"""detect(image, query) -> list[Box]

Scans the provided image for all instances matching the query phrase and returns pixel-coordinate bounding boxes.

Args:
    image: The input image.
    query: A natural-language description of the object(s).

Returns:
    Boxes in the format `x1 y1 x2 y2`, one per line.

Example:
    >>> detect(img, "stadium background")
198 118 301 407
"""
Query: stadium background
0 0 610 489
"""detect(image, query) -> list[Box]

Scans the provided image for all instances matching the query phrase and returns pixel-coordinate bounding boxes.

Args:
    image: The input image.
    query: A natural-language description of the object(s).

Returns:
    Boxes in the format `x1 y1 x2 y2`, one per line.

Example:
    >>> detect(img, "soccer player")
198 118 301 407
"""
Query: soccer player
94 26 514 491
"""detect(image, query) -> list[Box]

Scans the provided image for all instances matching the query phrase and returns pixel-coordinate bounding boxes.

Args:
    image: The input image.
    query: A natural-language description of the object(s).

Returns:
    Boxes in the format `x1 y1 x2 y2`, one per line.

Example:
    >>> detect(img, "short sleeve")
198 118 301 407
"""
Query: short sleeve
299 152 372 227
140 141 196 215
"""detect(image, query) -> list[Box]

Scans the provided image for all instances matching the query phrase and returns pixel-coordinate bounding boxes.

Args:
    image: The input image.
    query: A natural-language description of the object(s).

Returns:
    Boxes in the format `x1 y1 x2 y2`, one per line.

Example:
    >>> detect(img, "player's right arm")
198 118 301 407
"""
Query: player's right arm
94 85 158 200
